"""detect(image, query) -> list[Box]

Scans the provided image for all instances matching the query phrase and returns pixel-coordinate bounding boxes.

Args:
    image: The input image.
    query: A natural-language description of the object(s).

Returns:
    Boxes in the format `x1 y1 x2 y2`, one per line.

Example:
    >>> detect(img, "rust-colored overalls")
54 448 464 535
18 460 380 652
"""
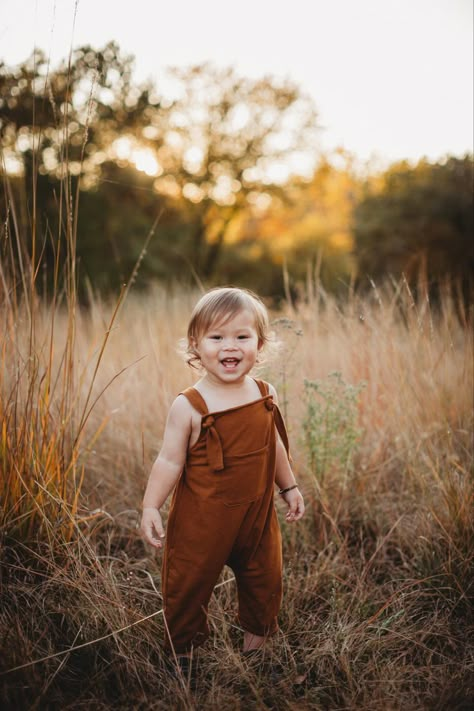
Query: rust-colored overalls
161 379 290 653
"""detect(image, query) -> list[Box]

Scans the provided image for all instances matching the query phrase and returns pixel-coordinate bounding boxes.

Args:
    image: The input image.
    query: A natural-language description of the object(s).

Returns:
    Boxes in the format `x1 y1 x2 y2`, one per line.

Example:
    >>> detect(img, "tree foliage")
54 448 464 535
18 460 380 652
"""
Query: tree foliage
0 42 153 180
140 63 318 276
353 156 474 299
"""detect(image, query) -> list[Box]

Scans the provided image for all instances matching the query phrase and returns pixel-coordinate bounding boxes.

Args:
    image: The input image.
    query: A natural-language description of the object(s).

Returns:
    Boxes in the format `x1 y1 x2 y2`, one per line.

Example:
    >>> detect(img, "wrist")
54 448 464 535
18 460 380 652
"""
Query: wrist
278 483 298 496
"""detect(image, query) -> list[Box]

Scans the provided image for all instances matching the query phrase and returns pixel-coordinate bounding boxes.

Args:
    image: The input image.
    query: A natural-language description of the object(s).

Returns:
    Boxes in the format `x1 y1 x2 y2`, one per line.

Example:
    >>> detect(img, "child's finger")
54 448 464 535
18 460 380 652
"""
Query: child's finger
152 532 166 547
285 505 297 522
150 517 165 546
152 515 165 539
145 524 160 547
295 500 305 519
149 533 165 548
285 497 305 522
141 514 165 547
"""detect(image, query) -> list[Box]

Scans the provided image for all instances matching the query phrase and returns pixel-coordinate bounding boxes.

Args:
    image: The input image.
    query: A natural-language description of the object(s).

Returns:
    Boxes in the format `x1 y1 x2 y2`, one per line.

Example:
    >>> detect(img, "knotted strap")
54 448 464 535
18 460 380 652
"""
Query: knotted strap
180 387 225 472
255 379 291 460
201 414 224 471
264 397 291 459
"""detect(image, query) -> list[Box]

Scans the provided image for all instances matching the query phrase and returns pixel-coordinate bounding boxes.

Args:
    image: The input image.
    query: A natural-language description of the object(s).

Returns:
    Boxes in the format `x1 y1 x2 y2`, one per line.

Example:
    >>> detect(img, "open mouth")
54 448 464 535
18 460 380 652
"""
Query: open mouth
220 357 240 370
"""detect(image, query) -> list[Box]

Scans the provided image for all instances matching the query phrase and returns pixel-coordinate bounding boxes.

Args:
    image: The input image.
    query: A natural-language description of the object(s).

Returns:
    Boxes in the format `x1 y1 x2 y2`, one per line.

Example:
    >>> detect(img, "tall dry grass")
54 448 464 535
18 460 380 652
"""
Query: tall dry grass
1 274 472 710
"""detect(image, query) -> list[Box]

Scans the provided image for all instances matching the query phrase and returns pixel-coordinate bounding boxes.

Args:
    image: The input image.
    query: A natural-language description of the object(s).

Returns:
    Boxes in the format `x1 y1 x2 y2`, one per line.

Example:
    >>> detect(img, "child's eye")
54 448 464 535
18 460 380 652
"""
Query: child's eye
209 335 222 340
238 335 249 339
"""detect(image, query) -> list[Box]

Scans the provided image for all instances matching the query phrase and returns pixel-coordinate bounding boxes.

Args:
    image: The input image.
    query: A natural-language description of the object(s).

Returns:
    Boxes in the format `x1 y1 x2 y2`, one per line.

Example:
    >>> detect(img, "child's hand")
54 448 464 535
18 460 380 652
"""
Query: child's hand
282 488 305 523
140 507 166 548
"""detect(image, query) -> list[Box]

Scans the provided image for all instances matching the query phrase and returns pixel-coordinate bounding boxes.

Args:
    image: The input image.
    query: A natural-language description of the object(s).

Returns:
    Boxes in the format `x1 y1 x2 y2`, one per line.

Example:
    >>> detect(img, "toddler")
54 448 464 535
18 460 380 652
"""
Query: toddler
140 287 304 668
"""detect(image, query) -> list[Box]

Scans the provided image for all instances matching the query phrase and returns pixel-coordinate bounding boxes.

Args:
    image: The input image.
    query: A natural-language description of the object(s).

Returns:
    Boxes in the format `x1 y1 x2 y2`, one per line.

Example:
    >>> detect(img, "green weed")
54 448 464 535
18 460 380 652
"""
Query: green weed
302 371 365 487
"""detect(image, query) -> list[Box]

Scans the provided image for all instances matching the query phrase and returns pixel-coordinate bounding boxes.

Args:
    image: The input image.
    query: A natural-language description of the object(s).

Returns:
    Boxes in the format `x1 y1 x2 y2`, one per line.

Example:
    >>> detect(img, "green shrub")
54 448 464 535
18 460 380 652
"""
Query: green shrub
302 371 365 486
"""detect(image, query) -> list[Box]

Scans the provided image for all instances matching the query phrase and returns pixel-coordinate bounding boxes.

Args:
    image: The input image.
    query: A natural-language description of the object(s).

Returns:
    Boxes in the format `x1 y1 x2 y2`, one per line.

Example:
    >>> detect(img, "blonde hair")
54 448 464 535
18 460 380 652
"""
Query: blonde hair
186 287 270 369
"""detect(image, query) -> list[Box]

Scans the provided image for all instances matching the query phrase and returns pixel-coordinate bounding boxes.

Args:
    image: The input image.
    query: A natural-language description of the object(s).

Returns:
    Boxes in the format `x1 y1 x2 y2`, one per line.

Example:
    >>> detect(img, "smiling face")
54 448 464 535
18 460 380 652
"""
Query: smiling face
193 309 262 385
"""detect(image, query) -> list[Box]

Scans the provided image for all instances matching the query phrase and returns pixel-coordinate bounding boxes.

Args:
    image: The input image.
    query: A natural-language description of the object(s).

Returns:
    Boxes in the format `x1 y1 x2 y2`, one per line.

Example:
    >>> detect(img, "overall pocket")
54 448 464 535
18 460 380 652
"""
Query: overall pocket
216 444 270 506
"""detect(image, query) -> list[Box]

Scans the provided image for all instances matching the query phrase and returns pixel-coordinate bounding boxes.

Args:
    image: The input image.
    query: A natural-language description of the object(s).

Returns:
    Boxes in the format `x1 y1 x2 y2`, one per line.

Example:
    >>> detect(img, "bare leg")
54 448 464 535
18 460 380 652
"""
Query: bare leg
243 631 266 652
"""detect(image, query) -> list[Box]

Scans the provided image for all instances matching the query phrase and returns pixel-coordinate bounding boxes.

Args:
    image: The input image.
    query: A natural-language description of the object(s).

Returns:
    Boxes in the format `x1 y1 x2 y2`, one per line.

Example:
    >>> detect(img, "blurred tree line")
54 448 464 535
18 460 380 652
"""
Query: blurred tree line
1 42 472 303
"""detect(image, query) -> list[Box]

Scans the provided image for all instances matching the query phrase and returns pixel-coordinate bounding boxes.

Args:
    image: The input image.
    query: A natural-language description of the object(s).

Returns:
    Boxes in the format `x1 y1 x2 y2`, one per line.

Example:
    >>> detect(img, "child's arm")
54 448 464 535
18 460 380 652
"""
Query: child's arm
269 384 305 523
140 395 192 548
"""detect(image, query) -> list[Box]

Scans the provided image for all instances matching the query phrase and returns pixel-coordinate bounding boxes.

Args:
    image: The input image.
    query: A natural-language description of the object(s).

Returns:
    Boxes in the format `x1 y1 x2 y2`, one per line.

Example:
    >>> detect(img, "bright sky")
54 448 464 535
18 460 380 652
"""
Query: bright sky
0 0 472 166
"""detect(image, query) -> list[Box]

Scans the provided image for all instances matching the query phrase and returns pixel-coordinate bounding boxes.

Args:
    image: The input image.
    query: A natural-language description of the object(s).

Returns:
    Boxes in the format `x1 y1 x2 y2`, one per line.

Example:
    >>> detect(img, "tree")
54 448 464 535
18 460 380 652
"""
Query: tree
352 156 474 300
139 63 319 276
225 150 362 296
0 42 155 182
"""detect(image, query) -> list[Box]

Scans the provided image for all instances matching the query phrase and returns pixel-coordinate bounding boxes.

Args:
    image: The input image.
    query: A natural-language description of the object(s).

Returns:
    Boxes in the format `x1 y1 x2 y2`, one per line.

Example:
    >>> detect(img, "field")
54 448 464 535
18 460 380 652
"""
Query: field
1 281 473 710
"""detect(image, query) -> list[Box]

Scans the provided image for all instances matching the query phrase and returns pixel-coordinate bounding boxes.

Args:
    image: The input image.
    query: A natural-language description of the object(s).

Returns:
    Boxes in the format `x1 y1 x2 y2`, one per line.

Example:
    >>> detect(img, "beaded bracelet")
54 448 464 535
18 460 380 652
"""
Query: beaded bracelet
278 484 299 496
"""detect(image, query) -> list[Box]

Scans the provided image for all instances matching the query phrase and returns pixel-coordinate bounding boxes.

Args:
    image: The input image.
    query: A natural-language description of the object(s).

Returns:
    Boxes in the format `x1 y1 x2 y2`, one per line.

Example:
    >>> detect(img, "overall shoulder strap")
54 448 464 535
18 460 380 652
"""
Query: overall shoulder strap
256 379 291 460
254 379 270 397
273 404 291 460
179 387 208 415
180 388 224 470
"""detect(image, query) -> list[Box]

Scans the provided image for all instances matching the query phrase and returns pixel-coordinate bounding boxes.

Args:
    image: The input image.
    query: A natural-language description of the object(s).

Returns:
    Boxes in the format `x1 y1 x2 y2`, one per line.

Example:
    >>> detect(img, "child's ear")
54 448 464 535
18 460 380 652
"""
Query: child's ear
190 337 199 353
257 338 264 351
